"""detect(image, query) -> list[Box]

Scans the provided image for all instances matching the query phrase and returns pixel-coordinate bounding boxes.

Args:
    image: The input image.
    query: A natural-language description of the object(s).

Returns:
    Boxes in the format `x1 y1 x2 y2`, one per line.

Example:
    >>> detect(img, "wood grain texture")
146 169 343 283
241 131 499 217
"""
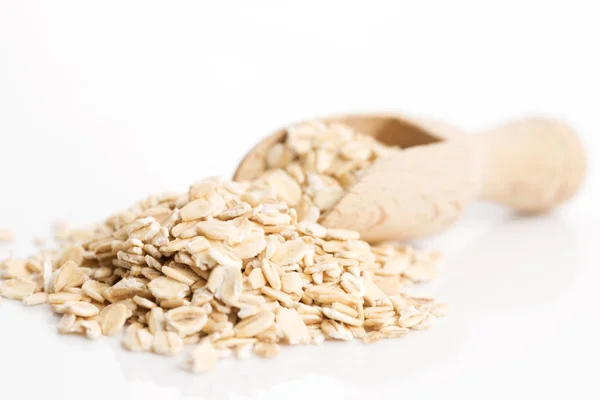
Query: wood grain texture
234 114 586 242
320 139 481 241
477 117 586 213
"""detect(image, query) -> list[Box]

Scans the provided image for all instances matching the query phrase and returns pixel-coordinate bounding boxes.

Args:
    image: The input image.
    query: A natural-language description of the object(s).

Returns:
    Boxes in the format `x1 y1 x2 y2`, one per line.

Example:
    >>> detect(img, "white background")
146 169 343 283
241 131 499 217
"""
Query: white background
1 1 599 399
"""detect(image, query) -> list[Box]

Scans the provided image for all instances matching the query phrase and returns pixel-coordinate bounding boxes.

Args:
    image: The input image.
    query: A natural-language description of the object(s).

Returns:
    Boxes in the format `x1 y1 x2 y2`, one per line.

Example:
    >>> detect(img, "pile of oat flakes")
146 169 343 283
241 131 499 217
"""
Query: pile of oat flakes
0 121 445 373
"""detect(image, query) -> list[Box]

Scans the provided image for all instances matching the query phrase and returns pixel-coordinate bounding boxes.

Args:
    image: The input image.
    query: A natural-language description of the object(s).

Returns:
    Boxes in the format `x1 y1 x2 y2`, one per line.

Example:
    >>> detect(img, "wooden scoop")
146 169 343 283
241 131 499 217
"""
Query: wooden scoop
234 115 586 242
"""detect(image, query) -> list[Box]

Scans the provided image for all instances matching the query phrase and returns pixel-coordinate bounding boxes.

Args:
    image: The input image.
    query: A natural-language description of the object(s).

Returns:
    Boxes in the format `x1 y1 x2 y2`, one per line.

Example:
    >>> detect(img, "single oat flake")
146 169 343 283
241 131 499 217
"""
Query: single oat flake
0 229 15 243
0 121 446 373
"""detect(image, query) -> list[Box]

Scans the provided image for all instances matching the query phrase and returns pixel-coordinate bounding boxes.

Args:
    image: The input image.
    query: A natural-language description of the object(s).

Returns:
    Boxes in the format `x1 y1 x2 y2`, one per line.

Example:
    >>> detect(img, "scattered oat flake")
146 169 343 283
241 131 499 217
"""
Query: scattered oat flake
64 301 100 317
80 319 102 340
235 309 276 338
122 323 153 352
0 229 15 243
275 307 307 344
100 304 130 336
253 342 280 358
0 278 36 300
363 331 384 344
22 292 48 306
152 331 183 356
190 341 219 373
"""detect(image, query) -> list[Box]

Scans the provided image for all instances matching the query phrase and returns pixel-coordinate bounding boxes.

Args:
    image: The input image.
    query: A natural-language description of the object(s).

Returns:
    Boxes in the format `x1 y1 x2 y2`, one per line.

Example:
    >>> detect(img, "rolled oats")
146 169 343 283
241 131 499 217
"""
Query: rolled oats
49 260 88 293
321 307 362 327
47 292 83 304
363 331 384 344
320 320 353 341
234 343 254 359
0 259 29 279
429 303 449 318
0 121 445 373
397 306 428 329
235 309 275 338
148 277 190 300
275 307 307 344
57 314 80 334
161 265 199 286
133 295 157 309
165 306 208 336
190 341 219 373
80 319 102 340
0 278 36 300
0 228 15 242
160 298 190 309
403 261 438 282
64 301 100 317
122 323 153 352
152 331 184 356
270 238 308 265
81 280 108 303
253 342 280 358
148 307 166 334
247 268 267 290
100 303 130 336
22 292 48 306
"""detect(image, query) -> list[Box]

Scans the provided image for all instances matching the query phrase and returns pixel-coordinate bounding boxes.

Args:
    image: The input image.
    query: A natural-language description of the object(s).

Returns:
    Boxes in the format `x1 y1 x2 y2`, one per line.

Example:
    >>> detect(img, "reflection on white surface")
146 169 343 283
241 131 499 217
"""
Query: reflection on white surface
2 213 597 400
442 214 581 310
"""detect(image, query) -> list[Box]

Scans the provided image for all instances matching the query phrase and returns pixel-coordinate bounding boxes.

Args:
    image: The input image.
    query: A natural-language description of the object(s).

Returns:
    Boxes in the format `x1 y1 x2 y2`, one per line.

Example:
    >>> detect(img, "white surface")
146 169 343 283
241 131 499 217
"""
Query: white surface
1 1 599 399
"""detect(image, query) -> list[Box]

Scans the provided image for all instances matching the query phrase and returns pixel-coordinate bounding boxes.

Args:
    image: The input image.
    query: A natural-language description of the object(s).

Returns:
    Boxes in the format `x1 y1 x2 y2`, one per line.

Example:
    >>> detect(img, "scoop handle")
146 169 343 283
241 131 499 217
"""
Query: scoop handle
477 117 586 213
